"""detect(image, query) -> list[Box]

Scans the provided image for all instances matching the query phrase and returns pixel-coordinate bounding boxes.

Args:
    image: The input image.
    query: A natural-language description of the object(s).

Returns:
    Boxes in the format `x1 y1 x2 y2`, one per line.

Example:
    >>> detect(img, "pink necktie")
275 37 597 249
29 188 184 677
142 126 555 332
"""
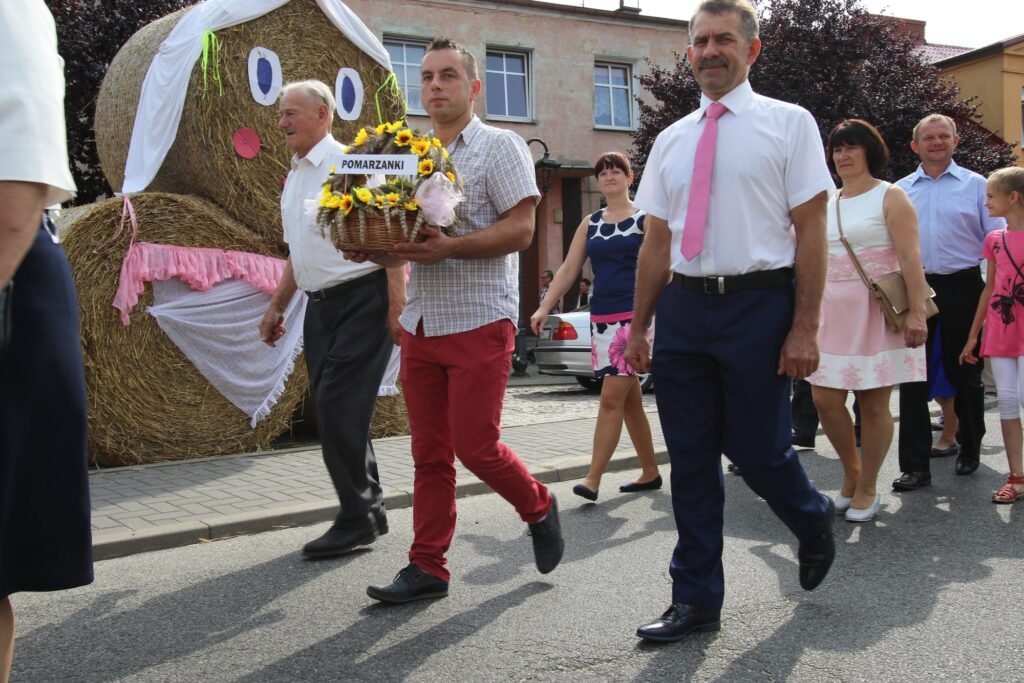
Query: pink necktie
681 102 728 261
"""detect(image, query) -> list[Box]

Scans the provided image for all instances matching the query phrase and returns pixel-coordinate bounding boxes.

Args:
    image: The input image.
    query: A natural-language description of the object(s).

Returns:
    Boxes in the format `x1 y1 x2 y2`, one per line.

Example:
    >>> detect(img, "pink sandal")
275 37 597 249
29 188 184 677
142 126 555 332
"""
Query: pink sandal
992 474 1024 504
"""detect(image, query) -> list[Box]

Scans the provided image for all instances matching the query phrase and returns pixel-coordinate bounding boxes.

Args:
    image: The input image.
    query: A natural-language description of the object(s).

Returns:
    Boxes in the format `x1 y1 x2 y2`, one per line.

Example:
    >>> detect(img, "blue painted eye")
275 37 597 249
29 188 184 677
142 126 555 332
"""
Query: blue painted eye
256 57 273 96
247 47 281 106
335 68 364 121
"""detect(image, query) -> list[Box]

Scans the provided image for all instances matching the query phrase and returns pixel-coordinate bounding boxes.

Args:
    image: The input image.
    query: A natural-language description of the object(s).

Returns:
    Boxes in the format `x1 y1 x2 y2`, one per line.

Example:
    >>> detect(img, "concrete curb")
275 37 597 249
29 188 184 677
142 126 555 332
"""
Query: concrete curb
92 449 671 561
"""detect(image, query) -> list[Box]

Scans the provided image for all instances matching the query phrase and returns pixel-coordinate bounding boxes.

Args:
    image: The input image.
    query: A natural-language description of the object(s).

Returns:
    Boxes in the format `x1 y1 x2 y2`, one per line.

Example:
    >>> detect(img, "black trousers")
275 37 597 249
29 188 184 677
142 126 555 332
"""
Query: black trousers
791 379 819 438
898 267 986 472
303 270 393 529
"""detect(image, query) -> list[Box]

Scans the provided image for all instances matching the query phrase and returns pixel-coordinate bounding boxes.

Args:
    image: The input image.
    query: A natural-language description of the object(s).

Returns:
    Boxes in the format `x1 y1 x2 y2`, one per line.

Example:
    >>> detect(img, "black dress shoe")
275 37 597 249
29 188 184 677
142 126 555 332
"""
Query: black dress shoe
792 433 816 449
727 463 742 476
619 475 662 493
930 442 959 458
572 483 598 501
302 524 381 559
636 603 721 642
955 455 980 476
892 471 931 491
366 563 449 603
529 495 564 574
798 496 835 591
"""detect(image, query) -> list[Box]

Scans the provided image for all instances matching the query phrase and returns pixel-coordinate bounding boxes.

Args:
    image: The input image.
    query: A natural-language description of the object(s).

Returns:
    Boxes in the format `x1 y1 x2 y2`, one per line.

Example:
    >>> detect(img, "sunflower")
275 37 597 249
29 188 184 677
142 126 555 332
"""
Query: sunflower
375 122 388 135
339 194 353 215
395 129 414 146
431 137 442 148
418 159 434 176
354 187 373 204
374 194 387 209
410 139 431 156
353 128 369 146
403 199 418 211
386 120 404 133
446 171 456 182
385 192 401 204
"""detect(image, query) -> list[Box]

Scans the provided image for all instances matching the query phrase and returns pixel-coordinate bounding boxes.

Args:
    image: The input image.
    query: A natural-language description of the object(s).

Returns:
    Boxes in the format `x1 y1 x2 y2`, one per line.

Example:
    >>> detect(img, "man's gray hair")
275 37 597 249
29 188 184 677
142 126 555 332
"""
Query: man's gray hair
912 113 958 141
690 0 759 41
280 80 336 119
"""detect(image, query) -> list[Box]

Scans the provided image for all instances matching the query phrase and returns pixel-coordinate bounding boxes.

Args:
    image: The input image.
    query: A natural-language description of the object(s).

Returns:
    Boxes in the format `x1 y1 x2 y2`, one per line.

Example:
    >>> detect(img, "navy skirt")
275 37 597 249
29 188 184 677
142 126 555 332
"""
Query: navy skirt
0 220 93 599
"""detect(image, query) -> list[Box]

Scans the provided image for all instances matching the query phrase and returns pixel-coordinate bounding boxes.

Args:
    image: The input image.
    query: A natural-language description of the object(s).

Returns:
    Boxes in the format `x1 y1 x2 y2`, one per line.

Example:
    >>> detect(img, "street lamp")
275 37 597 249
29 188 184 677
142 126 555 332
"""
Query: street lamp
525 138 561 195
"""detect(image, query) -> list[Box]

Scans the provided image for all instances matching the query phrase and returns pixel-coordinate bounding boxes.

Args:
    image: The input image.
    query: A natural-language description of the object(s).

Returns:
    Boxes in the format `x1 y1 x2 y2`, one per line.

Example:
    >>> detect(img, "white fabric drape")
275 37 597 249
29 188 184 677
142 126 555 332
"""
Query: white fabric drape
147 278 401 426
121 0 392 193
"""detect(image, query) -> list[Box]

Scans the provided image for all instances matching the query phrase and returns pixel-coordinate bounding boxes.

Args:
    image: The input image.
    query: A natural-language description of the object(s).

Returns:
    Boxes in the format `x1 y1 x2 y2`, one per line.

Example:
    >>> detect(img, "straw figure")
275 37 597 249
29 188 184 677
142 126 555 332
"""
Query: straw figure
61 0 408 465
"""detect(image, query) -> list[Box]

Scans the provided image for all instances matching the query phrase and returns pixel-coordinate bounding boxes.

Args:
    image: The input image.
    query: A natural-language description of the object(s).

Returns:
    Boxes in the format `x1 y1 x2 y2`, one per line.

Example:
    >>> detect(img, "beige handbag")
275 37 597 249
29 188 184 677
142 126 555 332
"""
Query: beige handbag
834 191 938 332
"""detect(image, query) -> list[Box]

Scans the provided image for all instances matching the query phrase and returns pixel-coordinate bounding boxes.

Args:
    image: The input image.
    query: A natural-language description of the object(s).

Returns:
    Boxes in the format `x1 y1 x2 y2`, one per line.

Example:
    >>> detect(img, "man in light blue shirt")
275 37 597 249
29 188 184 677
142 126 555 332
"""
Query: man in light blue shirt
894 114 1004 491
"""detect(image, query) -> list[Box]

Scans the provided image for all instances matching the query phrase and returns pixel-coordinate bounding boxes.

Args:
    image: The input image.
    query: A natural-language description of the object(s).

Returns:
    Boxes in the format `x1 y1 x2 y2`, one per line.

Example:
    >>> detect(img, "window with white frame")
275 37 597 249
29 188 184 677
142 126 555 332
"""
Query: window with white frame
486 49 531 120
594 62 633 129
384 38 427 114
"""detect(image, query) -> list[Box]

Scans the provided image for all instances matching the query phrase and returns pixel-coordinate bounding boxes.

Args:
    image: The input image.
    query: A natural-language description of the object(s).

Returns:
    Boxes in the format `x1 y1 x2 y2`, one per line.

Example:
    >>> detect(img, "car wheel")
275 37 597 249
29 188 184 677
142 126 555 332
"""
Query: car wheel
576 376 603 393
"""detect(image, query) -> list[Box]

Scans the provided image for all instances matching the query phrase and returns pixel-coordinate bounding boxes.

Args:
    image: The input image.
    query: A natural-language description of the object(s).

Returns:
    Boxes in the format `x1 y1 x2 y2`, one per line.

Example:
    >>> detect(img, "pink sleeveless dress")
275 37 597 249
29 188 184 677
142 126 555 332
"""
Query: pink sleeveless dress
807 182 927 390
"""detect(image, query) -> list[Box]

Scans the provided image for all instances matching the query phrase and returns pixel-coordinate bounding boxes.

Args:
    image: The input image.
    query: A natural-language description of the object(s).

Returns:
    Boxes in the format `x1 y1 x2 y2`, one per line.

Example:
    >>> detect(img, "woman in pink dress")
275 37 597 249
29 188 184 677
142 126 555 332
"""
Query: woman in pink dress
807 119 930 522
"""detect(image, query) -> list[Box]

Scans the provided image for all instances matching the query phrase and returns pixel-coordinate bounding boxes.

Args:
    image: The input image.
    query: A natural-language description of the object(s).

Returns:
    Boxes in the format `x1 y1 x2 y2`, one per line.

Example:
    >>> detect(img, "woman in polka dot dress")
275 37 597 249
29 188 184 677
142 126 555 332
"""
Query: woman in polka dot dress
530 153 662 502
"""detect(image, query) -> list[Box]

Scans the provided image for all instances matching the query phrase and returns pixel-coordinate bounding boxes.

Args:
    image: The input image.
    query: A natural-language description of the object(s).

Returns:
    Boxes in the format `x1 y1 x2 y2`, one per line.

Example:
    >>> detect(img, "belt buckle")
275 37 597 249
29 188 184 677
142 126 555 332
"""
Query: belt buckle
704 276 725 294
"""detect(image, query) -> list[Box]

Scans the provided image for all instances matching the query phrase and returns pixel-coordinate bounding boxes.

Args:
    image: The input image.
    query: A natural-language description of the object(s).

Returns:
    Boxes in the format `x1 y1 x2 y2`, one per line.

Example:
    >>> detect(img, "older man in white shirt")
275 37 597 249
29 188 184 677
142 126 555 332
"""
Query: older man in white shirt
625 0 835 643
260 80 405 560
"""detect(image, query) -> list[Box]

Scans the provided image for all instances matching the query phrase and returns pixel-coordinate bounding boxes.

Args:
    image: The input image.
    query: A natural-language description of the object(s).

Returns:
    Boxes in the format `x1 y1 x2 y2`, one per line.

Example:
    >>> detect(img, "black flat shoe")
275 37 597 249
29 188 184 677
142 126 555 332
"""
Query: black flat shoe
636 603 721 642
727 463 742 476
798 496 835 591
892 471 931 491
619 476 662 493
302 524 381 559
930 442 959 458
366 563 449 603
572 483 598 501
955 456 980 476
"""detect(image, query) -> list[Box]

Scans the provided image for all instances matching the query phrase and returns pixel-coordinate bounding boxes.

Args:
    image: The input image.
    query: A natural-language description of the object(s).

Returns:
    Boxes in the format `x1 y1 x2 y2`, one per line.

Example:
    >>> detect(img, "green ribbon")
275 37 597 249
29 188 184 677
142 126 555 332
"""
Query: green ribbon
200 30 223 96
374 73 406 125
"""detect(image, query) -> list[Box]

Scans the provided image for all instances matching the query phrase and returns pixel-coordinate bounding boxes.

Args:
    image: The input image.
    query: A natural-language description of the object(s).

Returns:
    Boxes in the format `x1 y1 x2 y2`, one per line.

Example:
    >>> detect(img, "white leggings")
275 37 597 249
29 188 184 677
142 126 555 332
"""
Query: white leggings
989 356 1024 420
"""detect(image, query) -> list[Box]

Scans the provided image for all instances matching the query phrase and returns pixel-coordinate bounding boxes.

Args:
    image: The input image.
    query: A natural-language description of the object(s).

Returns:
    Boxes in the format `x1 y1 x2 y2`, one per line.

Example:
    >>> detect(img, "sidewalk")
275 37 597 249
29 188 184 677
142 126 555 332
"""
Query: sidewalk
90 379 666 561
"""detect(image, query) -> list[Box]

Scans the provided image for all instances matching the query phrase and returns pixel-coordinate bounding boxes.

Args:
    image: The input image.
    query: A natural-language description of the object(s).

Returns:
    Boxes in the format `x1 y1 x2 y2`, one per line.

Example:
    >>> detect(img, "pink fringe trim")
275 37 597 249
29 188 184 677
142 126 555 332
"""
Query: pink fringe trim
113 242 286 325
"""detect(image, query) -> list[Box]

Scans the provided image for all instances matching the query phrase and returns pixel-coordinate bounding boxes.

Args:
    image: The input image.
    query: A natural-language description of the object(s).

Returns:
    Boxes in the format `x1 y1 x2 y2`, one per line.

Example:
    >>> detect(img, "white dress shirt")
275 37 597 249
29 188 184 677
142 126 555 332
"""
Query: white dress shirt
634 80 834 276
281 134 380 292
0 1 77 206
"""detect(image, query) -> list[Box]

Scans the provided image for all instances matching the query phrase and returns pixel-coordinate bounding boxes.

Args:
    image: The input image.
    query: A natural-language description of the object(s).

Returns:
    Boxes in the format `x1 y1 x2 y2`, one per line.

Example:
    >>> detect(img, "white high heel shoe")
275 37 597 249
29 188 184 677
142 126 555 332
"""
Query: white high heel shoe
844 494 881 522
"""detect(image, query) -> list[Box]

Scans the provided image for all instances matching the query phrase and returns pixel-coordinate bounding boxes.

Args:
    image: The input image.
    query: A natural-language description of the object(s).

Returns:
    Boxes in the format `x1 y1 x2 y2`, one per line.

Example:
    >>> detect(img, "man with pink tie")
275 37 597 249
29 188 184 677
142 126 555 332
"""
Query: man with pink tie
624 0 836 642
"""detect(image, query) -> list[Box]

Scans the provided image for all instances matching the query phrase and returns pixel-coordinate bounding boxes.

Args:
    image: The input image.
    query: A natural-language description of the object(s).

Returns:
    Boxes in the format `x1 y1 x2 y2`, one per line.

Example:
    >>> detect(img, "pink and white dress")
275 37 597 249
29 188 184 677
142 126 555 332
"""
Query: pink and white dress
807 182 927 390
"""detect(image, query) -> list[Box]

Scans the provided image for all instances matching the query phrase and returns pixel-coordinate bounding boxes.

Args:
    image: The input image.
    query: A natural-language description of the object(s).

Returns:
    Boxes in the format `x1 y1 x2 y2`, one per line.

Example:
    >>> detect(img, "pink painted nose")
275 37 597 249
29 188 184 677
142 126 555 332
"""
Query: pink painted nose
232 128 261 159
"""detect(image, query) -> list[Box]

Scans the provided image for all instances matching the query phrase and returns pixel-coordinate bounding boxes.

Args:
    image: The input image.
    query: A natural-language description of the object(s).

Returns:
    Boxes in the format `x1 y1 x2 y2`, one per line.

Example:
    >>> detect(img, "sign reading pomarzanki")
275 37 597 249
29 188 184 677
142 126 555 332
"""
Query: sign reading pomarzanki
335 154 418 175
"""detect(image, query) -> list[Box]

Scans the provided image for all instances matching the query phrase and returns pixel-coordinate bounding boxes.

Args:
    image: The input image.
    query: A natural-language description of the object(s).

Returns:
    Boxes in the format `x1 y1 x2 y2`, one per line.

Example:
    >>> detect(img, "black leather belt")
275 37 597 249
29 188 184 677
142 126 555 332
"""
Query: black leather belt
305 269 385 302
672 268 793 295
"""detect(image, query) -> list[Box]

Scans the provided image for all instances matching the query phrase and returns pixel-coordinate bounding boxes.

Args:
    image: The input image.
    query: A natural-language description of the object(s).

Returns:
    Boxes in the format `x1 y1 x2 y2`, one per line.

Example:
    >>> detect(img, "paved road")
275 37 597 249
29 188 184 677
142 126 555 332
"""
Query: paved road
11 433 1021 681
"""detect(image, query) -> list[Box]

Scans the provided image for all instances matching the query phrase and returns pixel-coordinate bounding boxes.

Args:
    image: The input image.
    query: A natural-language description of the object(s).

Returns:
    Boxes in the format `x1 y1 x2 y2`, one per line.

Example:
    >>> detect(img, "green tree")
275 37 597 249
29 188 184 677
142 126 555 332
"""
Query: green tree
633 0 1017 182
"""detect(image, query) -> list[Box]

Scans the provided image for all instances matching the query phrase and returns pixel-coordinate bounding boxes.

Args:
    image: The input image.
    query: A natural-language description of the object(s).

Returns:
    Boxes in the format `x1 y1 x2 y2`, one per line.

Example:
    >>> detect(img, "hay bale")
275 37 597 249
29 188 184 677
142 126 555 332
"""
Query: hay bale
61 193 309 466
95 0 405 249
370 391 409 440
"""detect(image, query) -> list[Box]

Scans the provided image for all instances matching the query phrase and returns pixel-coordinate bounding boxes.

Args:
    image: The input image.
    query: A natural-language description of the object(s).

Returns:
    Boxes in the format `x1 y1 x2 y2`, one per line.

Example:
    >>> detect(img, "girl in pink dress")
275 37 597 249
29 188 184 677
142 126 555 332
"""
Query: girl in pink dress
960 167 1024 503
807 119 930 523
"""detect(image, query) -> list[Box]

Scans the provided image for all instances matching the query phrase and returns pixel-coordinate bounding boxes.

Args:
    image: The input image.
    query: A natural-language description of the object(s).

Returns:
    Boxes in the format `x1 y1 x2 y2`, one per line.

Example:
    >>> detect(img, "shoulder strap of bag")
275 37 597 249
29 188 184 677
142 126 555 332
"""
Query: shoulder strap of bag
1000 230 1024 283
834 191 878 294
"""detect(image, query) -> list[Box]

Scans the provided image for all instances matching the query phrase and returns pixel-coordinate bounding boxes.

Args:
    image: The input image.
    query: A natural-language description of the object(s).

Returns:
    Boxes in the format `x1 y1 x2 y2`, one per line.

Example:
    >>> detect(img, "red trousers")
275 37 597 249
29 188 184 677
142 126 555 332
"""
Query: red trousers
401 319 551 582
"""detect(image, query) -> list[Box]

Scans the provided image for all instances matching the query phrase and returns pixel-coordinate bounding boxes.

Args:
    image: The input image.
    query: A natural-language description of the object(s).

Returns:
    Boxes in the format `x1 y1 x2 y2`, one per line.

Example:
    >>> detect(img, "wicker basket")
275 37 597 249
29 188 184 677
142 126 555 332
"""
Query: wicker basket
327 207 428 252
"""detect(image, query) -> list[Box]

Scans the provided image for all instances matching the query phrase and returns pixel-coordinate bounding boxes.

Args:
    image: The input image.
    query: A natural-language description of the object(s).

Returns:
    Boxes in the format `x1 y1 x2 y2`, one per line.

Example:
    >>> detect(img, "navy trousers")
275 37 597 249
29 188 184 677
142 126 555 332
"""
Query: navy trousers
652 280 828 609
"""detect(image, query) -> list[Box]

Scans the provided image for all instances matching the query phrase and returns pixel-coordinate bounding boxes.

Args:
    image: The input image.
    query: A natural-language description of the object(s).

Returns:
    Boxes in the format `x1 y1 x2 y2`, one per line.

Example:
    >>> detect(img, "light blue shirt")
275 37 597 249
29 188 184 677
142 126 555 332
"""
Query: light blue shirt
896 160 1004 275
